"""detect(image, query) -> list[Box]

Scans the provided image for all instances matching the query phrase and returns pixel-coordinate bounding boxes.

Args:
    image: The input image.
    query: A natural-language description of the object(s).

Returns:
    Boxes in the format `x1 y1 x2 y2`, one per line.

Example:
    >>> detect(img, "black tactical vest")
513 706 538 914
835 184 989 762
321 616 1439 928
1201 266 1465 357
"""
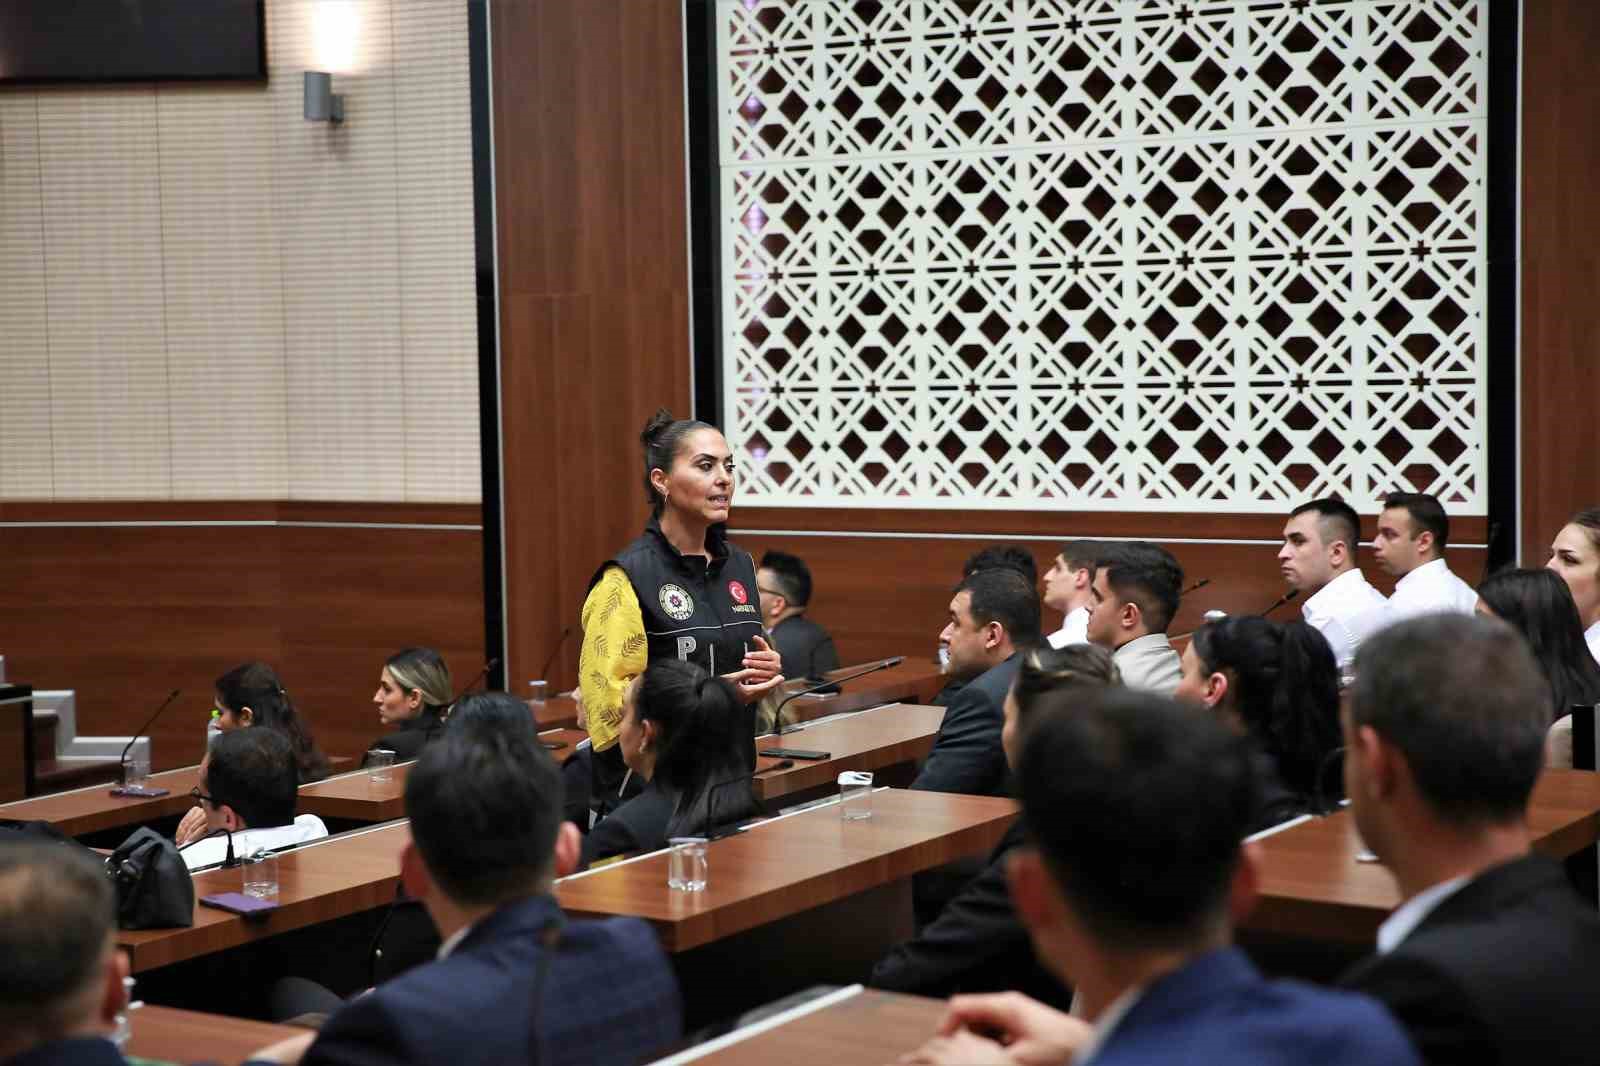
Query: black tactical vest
590 518 765 678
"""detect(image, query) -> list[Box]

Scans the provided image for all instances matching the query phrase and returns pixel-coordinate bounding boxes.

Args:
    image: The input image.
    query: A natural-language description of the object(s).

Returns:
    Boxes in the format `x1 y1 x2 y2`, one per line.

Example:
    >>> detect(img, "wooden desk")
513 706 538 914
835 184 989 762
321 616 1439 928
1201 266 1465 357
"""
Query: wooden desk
0 763 203 836
557 788 1016 953
651 987 945 1066
117 821 410 973
753 704 945 804
777 659 945 728
1249 768 1600 945
125 1004 304 1064
0 682 35 801
297 729 587 823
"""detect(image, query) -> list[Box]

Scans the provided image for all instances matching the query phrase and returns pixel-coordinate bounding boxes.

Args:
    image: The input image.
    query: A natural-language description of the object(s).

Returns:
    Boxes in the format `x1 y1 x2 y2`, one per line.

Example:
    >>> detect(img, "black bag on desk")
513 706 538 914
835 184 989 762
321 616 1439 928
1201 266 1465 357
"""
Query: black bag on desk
107 827 194 929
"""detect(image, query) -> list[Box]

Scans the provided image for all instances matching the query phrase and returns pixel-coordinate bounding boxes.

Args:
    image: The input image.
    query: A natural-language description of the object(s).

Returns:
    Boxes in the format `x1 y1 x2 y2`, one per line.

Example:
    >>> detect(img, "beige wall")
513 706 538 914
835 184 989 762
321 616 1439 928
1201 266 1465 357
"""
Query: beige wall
0 0 479 502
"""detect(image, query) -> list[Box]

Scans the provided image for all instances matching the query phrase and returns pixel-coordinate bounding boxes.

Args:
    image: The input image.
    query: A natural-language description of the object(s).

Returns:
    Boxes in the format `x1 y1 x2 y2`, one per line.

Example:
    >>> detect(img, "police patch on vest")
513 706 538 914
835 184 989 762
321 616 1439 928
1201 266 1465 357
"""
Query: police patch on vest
659 583 695 621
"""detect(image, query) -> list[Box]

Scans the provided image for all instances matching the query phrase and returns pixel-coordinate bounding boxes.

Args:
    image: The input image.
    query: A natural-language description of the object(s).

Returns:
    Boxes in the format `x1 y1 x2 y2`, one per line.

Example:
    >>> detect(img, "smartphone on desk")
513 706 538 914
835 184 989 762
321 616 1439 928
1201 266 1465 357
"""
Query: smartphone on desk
200 892 279 916
757 747 830 760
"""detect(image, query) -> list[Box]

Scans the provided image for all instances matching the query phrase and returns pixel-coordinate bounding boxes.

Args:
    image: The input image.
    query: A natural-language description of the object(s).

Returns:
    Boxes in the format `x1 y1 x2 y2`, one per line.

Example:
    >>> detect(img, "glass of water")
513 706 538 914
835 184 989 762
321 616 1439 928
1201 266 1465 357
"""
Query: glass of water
123 748 151 791
242 848 279 900
367 748 397 783
667 837 708 891
839 771 874 820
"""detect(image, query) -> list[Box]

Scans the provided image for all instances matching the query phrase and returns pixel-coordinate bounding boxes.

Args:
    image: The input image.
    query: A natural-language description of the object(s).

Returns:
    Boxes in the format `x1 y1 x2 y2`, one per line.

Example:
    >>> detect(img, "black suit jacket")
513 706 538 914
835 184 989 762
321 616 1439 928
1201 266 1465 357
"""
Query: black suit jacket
1340 855 1600 1066
580 781 676 868
770 614 840 679
868 819 1068 1007
7 1037 128 1066
910 654 1019 797
366 708 445 762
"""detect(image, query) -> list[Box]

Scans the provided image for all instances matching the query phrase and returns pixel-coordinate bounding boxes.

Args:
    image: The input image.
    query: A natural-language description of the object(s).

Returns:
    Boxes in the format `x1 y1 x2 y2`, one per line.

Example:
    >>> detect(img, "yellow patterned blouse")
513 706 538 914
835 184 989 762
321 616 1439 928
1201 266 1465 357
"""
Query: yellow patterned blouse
578 566 650 751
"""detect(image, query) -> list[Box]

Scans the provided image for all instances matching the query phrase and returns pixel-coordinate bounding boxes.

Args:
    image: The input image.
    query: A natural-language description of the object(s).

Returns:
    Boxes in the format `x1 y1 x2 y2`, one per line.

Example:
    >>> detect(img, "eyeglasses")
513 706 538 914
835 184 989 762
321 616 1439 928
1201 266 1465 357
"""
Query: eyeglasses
189 786 218 807
757 587 785 599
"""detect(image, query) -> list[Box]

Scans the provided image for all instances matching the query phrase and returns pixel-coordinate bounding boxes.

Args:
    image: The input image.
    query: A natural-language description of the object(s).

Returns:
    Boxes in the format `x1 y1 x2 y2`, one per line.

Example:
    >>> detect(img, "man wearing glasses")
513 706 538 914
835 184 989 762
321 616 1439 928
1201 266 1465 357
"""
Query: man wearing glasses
179 728 327 870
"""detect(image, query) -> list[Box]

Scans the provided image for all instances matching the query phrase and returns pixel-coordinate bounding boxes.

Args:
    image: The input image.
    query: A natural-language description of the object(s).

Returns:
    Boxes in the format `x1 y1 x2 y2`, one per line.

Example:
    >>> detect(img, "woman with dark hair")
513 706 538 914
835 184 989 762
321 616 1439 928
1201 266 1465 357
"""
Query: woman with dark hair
869 643 1120 1008
367 647 454 761
578 659 758 869
1547 507 1600 667
1176 616 1342 830
175 661 329 845
577 409 783 820
1476 568 1600 770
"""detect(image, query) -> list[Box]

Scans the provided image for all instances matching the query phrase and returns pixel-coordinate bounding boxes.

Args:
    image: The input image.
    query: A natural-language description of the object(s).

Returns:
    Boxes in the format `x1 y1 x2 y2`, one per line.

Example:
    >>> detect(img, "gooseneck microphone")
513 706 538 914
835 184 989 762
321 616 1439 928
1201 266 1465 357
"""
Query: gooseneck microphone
177 826 237 869
539 628 573 683
1181 577 1212 596
768 656 906 736
1260 588 1301 617
455 657 501 700
110 688 180 797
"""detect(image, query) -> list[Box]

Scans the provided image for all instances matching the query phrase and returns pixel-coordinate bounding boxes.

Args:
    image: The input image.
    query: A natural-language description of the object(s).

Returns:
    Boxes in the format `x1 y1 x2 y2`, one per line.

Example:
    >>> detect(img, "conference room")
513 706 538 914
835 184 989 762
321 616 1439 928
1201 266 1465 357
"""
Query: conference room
4 1 1600 1064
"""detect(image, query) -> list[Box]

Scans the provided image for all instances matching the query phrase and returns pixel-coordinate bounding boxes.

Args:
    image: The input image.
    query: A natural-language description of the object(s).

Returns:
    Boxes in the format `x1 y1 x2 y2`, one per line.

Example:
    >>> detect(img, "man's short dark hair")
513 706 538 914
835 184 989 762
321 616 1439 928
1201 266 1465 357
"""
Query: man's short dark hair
1018 689 1256 950
759 550 813 608
963 545 1038 586
956 566 1042 647
448 690 538 741
1058 538 1106 574
405 731 564 906
1351 614 1547 826
1382 491 1450 551
1289 497 1361 554
1097 542 1184 634
208 727 298 830
0 839 117 1040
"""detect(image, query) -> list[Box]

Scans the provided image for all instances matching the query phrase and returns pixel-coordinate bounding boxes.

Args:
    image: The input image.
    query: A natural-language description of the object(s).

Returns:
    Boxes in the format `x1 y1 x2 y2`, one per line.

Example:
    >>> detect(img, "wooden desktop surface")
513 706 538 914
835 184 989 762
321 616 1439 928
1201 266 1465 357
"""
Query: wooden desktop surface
557 788 1016 952
656 987 947 1066
296 728 586 822
116 821 411 974
753 703 945 802
125 1004 303 1064
1249 768 1600 944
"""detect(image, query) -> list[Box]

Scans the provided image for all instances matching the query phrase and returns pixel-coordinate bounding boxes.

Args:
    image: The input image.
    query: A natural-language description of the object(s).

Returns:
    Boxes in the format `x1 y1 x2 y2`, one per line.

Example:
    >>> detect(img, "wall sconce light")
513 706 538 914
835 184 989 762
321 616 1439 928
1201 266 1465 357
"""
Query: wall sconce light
304 71 344 124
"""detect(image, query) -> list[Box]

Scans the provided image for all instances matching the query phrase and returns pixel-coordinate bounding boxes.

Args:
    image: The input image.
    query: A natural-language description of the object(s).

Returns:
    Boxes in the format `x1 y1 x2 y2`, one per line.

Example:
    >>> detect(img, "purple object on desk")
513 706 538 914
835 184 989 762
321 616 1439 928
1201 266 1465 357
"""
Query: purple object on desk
109 785 171 798
200 891 279 916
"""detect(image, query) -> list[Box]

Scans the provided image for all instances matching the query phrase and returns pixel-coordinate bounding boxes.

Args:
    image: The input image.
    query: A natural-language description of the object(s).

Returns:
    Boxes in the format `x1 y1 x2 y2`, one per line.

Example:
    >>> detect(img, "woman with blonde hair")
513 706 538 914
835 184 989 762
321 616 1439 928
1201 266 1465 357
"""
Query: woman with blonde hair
366 647 454 761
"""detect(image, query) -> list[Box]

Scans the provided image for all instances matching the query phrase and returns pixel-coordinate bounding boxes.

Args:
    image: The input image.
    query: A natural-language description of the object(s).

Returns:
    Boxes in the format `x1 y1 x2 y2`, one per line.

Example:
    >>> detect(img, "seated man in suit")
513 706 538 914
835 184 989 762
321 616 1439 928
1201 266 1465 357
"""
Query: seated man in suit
911 566 1039 798
180 727 327 870
0 840 133 1066
902 690 1418 1066
1338 613 1600 1065
1084 541 1184 695
757 550 840 680
247 729 682 1066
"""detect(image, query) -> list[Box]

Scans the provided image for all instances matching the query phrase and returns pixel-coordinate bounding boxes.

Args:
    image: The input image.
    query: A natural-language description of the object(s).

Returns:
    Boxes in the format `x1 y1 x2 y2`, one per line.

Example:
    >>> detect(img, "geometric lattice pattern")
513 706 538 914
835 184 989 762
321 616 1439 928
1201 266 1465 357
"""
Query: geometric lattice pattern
718 0 1488 511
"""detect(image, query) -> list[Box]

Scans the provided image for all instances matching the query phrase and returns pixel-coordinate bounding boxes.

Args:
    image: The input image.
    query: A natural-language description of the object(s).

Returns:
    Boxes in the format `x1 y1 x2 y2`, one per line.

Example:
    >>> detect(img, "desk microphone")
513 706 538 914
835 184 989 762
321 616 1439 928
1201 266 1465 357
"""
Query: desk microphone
1181 577 1211 596
177 826 237 869
1260 589 1300 618
769 656 905 735
110 688 180 797
455 657 501 700
539 628 573 683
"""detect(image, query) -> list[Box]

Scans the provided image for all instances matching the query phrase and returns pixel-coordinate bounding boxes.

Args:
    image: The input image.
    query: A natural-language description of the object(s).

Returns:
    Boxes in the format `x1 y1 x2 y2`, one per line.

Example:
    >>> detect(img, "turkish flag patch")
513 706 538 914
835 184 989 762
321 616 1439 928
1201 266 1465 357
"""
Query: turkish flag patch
727 580 749 605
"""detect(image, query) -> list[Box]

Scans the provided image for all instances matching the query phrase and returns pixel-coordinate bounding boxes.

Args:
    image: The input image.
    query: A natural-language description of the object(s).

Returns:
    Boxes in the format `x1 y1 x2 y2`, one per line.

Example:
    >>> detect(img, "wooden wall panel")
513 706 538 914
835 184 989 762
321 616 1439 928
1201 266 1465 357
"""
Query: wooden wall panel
1520 0 1600 562
0 504 482 771
492 0 693 693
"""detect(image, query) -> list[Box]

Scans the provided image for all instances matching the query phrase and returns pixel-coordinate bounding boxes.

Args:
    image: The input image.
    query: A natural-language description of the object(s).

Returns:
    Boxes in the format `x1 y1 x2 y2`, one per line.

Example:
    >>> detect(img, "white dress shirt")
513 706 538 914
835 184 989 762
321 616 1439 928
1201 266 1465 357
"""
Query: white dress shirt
1113 633 1183 696
180 813 329 871
1301 568 1390 669
1376 874 1472 954
1587 621 1600 668
1047 606 1090 649
1385 558 1479 622
1075 983 1147 1066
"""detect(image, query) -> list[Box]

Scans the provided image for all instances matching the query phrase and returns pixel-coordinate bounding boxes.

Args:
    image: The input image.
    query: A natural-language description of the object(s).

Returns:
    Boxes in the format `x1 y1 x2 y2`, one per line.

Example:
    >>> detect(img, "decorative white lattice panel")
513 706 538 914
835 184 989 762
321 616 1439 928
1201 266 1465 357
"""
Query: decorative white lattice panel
718 0 1489 512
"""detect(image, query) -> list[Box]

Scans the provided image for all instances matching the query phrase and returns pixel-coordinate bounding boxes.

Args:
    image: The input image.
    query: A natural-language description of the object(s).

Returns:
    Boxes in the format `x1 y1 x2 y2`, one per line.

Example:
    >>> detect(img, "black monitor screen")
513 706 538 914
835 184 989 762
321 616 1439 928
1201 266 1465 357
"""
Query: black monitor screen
0 0 266 84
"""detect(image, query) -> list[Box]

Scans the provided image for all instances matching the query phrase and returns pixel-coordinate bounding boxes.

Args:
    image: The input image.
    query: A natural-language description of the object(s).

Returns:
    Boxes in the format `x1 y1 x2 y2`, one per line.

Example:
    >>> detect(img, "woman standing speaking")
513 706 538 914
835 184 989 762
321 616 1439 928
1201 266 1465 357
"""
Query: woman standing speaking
578 409 784 816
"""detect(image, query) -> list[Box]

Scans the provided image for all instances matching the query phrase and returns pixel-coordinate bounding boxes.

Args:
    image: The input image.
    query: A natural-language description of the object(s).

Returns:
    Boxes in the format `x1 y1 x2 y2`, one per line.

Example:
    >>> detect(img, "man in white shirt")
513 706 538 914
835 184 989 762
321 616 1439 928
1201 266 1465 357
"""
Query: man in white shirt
899 690 1417 1066
1337 614 1600 1064
1279 498 1388 670
1085 542 1183 695
1373 492 1478 620
1041 539 1104 648
180 728 326 870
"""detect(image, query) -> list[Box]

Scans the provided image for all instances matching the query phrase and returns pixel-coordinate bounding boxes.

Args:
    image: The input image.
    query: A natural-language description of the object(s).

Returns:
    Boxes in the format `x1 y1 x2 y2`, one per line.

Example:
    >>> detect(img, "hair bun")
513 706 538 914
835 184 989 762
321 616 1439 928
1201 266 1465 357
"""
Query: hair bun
640 408 677 447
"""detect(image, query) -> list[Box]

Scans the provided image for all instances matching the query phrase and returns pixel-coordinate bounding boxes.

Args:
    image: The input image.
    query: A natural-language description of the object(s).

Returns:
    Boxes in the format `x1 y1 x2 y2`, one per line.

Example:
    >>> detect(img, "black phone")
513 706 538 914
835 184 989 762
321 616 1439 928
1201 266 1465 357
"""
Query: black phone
757 747 830 760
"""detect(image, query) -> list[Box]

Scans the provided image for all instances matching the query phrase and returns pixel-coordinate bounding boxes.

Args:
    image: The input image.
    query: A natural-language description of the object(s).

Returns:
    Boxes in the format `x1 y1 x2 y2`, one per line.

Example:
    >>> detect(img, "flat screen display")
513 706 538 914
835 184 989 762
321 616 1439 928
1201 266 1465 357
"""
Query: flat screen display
0 0 266 84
